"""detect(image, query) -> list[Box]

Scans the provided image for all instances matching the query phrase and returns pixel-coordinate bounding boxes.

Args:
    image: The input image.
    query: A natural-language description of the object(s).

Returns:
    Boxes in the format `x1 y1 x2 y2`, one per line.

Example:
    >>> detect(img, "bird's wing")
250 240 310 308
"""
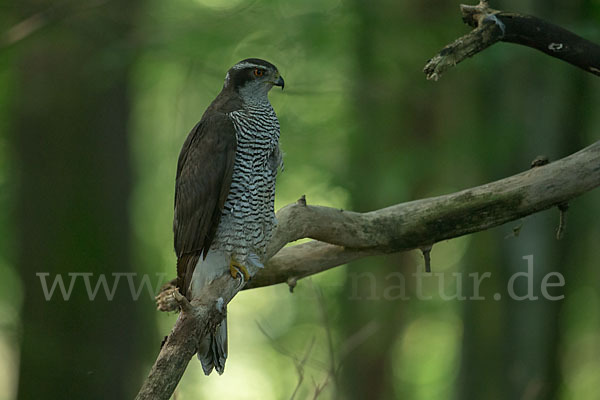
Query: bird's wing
174 112 237 297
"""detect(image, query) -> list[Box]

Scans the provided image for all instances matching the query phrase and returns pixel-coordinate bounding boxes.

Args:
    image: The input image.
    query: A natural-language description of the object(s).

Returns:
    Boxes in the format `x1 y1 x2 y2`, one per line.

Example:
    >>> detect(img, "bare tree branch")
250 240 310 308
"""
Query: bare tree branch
255 321 316 400
424 1 600 80
1 0 111 48
247 140 600 289
139 140 600 399
136 4 600 397
136 274 244 400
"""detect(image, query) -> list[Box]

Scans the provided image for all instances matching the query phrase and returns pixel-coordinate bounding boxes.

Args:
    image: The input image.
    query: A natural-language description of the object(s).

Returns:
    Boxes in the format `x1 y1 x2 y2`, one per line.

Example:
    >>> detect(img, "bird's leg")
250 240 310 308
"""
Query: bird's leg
229 259 250 282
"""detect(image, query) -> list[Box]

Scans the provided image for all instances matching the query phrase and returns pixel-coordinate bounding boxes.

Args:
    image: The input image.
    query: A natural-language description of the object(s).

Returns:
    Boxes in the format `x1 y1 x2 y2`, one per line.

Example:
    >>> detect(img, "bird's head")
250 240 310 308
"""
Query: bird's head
224 58 284 102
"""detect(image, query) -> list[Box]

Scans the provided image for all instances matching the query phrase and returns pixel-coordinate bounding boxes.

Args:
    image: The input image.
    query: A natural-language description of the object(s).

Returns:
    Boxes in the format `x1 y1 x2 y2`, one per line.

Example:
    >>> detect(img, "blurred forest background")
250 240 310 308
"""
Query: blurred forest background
1 0 599 399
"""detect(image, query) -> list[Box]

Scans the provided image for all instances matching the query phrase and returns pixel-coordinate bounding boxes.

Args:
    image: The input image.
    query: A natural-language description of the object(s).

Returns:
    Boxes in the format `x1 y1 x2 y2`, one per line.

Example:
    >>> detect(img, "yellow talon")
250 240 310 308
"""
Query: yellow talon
229 260 250 281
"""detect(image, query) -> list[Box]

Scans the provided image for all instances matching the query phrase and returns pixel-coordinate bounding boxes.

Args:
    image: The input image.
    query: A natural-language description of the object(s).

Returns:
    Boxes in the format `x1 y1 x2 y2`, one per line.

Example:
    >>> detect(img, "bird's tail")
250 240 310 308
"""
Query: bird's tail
198 315 228 375
188 250 230 375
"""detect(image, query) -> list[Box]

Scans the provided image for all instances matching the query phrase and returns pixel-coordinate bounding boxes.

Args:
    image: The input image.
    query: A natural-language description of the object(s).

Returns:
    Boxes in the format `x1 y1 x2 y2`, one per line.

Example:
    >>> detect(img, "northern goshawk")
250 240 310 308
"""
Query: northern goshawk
173 58 284 375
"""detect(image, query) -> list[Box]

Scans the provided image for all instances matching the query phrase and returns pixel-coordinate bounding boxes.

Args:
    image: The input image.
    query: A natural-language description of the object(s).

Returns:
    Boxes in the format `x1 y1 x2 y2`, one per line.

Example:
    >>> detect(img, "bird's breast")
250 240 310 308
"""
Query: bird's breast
211 106 280 259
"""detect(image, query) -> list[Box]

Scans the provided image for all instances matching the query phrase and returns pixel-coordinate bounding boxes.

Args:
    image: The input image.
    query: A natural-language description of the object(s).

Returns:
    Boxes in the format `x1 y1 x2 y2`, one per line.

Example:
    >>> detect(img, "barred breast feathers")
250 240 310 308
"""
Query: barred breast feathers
209 101 281 263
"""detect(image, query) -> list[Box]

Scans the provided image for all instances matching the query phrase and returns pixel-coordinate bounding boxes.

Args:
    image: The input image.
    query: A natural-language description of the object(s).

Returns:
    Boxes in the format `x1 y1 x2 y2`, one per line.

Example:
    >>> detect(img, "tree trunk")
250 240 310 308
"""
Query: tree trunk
10 1 151 398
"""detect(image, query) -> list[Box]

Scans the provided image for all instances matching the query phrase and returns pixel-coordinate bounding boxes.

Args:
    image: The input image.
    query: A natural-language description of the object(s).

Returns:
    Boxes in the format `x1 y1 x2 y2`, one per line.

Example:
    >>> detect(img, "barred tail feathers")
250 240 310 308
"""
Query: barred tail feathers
190 250 230 375
198 317 228 375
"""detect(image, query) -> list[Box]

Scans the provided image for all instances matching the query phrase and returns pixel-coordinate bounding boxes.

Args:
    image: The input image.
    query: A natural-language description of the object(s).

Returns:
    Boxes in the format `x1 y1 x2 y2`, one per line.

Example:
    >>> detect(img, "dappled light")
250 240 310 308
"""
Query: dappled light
1 0 599 399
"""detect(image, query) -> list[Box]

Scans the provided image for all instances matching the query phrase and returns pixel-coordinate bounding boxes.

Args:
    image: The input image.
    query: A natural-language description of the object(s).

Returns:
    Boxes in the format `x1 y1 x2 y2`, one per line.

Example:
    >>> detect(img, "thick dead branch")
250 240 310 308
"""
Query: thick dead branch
139 8 600 393
140 141 599 399
247 140 600 289
136 274 243 400
424 1 600 80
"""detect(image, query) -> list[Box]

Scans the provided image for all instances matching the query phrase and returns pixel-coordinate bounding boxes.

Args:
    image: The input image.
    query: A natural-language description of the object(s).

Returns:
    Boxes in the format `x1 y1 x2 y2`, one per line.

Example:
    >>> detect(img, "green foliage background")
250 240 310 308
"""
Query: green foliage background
0 0 599 399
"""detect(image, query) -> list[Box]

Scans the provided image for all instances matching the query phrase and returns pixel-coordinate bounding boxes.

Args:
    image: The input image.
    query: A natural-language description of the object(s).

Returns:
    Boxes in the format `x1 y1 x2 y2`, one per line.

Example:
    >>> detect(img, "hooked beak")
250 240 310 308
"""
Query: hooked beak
274 75 285 90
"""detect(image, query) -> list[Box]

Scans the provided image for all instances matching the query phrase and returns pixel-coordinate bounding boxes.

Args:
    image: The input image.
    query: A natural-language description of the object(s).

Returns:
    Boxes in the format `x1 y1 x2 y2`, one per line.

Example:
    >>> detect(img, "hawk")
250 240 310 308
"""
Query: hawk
173 58 284 375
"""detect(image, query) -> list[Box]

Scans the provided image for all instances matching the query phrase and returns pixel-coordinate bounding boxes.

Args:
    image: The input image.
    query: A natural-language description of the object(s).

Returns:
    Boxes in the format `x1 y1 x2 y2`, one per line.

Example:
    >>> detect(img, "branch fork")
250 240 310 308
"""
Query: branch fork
425 1 600 80
138 3 600 397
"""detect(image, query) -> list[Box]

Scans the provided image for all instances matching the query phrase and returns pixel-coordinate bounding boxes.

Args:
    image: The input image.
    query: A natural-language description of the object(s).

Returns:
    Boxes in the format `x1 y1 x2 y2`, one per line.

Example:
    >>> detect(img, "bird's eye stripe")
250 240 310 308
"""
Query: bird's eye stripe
232 62 265 70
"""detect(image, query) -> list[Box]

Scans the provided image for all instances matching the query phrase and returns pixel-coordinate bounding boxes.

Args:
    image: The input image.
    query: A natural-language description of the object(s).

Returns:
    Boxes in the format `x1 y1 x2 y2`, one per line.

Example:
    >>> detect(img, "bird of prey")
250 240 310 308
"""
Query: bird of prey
173 58 284 375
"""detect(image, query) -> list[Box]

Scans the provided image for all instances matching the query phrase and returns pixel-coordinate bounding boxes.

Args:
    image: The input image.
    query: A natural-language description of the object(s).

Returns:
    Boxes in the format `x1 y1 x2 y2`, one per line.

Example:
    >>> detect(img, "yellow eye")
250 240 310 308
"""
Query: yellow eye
253 68 264 77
